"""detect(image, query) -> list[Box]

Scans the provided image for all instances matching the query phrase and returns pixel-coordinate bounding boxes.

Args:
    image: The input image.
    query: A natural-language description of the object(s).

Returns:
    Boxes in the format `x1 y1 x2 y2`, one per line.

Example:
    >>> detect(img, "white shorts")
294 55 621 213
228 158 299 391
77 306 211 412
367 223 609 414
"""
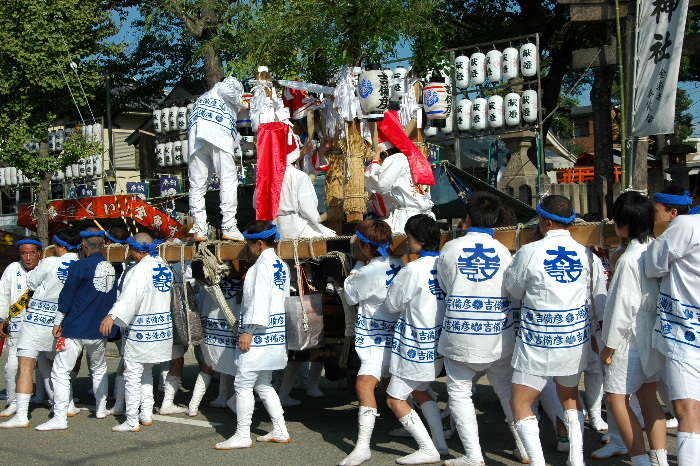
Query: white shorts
604 341 660 395
171 344 186 360
512 369 580 392
386 376 431 400
16 348 55 360
664 358 700 402
358 362 390 381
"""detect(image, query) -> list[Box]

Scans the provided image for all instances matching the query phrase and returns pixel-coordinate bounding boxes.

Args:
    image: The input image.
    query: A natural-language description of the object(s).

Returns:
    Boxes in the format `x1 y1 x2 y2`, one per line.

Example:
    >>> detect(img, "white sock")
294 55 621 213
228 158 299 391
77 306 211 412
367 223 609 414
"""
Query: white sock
398 410 439 464
649 449 668 466
162 375 180 406
338 406 377 466
564 409 585 466
420 400 449 455
188 372 211 414
515 417 545 466
677 432 700 466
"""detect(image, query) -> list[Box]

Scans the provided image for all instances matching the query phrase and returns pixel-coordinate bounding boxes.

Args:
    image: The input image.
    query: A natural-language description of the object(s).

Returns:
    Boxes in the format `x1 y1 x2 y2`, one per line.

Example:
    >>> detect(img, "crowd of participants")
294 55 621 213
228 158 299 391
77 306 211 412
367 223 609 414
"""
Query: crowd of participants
0 172 699 466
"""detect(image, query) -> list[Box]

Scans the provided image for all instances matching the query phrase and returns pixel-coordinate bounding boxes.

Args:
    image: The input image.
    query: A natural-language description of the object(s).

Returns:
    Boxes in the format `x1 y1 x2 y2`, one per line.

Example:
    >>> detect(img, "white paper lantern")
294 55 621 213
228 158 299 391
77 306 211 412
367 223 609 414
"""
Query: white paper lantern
423 76 451 128
176 107 187 131
93 153 103 176
48 132 56 152
85 154 94 176
358 66 389 122
16 169 23 185
168 107 177 132
454 55 470 89
156 143 165 168
424 124 438 137
520 43 538 77
161 109 170 133
502 47 519 80
236 107 252 128
92 123 103 142
56 170 65 181
522 89 538 123
63 127 72 145
470 52 486 86
55 129 65 152
153 109 162 134
486 49 503 83
65 165 73 179
181 139 189 164
391 66 408 101
173 140 183 165
472 97 488 130
441 113 454 134
71 163 79 178
52 171 58 181
457 99 472 131
164 142 174 167
505 93 521 126
81 125 88 138
186 103 194 129
488 95 504 128
0 168 4 187
85 124 94 141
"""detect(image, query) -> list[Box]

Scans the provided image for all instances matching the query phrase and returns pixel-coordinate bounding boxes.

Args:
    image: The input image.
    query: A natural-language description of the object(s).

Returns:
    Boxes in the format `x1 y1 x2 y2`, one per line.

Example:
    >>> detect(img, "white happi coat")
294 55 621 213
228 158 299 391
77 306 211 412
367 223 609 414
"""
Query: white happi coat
364 153 433 233
387 255 446 382
602 239 665 377
18 253 78 352
437 230 518 364
0 262 31 341
645 215 700 364
345 256 405 367
188 77 242 156
505 229 605 377
197 276 241 376
276 165 336 239
109 255 173 364
236 248 289 372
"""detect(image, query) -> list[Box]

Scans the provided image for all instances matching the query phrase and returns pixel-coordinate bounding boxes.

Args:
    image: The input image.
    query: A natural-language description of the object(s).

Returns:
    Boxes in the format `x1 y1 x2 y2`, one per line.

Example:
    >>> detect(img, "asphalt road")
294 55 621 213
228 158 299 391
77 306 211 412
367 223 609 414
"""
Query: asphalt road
0 344 679 466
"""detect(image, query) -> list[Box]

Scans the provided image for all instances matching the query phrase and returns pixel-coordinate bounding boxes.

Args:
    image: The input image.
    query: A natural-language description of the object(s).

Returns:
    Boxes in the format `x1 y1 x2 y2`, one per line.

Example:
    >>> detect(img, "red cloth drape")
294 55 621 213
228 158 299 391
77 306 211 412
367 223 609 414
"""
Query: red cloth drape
377 110 435 185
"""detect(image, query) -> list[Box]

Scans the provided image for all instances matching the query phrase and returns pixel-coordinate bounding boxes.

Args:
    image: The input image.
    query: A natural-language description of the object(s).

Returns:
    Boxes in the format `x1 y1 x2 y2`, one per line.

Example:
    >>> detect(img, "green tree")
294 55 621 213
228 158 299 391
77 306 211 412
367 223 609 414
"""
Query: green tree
0 0 117 244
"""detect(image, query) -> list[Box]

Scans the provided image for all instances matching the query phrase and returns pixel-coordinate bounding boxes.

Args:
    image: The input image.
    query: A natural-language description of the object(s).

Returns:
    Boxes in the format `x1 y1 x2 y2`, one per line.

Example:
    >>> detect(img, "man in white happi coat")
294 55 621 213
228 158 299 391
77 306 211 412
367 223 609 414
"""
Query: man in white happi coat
504 195 606 466
340 219 404 466
100 233 174 432
0 229 81 429
645 202 700 466
0 238 41 418
188 76 246 241
385 214 447 465
437 192 528 466
36 228 119 431
186 273 241 417
215 221 291 449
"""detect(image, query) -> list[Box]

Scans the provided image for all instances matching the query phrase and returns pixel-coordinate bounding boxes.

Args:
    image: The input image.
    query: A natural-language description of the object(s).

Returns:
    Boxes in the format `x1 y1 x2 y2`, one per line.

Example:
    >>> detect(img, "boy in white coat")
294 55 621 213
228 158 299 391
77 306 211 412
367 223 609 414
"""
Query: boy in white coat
215 221 291 449
437 192 527 466
100 233 174 432
385 214 447 465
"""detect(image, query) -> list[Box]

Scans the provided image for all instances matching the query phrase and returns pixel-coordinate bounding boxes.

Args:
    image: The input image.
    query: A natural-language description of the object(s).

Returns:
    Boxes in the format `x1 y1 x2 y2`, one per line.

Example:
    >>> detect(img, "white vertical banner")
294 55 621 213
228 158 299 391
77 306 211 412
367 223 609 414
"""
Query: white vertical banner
631 0 689 136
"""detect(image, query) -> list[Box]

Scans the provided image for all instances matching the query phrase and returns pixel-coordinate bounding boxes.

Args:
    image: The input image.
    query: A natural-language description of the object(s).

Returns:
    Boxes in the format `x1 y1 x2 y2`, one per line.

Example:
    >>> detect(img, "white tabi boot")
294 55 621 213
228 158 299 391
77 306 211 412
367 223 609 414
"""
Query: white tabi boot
591 409 628 458
446 419 485 466
278 361 302 407
508 421 530 464
210 374 233 408
564 409 585 466
306 361 325 399
584 372 607 432
677 432 700 466
160 374 187 415
187 372 211 417
0 402 17 417
630 455 653 466
338 406 378 466
514 417 546 466
0 393 31 428
257 416 291 443
397 410 441 465
648 449 668 466
109 376 126 416
420 400 449 456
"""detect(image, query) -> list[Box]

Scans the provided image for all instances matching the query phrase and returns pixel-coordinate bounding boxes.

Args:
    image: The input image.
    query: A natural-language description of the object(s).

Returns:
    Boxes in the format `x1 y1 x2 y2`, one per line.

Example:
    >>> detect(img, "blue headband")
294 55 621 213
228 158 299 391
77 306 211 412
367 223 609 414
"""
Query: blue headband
53 235 81 251
355 230 391 258
126 237 162 256
653 192 692 206
419 250 440 257
80 230 105 238
537 203 577 224
242 225 281 241
16 239 43 249
105 232 127 244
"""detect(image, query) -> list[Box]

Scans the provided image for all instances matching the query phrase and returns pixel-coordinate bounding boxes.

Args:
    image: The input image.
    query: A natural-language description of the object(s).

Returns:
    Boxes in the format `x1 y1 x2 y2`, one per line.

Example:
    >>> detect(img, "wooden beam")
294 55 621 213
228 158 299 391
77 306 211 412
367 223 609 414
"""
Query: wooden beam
570 3 631 22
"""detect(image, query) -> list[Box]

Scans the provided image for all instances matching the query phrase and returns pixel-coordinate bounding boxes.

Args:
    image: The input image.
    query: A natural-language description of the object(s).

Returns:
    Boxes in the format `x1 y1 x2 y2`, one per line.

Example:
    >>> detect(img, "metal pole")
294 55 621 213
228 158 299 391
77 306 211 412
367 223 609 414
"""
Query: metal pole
105 74 115 174
614 0 627 190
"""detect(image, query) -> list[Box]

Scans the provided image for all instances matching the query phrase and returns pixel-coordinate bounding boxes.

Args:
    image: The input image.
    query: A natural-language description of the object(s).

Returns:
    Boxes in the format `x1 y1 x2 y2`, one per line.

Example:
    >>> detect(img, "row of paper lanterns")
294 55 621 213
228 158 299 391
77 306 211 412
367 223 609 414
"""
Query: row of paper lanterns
0 167 34 187
454 43 538 88
24 123 104 154
0 156 104 188
154 105 193 134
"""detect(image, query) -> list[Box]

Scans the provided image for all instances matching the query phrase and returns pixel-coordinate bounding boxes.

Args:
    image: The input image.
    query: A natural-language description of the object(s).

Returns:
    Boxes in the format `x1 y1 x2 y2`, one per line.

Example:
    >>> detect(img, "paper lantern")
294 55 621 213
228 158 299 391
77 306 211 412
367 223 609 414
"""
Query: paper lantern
470 52 486 86
65 165 73 179
48 132 56 152
56 170 65 181
186 103 194 130
63 128 72 145
93 153 103 176
181 139 189 164
85 154 94 177
85 124 94 141
520 43 538 77
505 93 521 126
177 107 187 131
153 109 162 134
55 129 65 152
502 47 519 80
488 95 504 128
173 140 183 165
7 167 17 186
522 89 538 123
472 97 488 130
0 169 4 187
454 55 470 89
168 107 177 132
486 49 503 83
457 98 472 131
423 76 451 128
16 169 24 185
391 66 408 101
71 163 79 178
424 124 438 137
161 109 170 133
92 123 103 142
164 142 173 167
441 112 454 134
236 106 252 128
358 65 389 122
156 143 165 168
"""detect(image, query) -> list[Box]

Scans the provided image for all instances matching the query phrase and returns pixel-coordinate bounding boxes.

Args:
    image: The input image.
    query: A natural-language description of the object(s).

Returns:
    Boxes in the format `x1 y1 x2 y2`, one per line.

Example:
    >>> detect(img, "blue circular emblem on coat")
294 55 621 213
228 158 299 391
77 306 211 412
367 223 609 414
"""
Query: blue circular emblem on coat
254 336 262 344
407 349 417 359
215 115 223 122
684 331 696 342
374 337 383 345
136 332 143 340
